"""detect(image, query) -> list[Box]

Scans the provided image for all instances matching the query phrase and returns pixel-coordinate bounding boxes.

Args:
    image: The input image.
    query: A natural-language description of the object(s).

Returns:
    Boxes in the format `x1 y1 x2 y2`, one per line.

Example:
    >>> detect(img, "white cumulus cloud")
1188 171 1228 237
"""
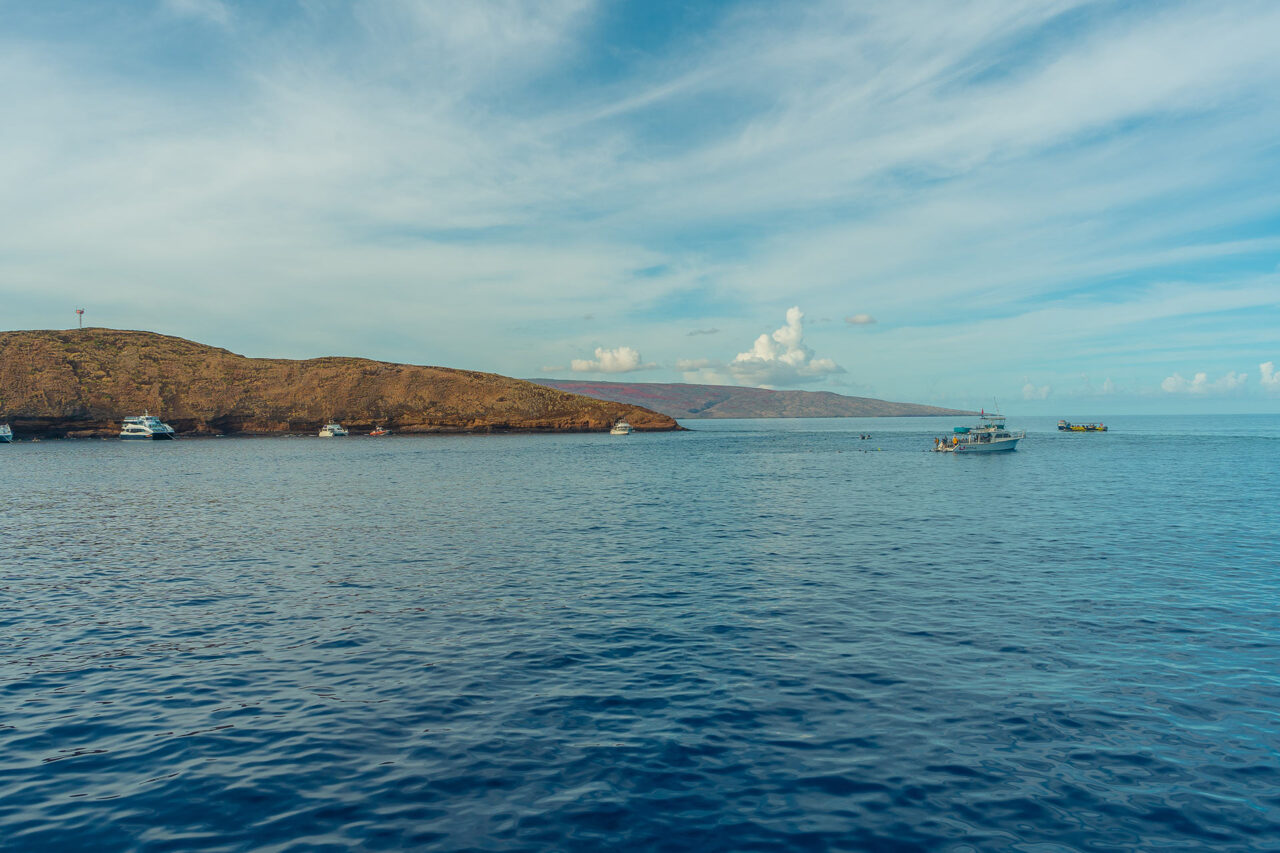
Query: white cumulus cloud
1161 370 1247 394
1261 361 1280 391
1022 382 1051 400
1101 378 1116 395
570 346 656 373
729 306 844 387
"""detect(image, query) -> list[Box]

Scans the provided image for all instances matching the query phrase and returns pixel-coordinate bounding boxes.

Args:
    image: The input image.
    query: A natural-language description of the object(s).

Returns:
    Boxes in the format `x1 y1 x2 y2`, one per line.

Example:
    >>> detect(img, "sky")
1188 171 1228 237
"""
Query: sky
2 0 1279 414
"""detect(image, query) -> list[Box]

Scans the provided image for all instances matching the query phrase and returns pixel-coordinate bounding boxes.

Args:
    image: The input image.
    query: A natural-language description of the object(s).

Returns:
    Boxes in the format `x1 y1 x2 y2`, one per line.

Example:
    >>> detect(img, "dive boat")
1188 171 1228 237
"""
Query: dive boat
0 424 12 443
933 411 1023 453
610 420 634 435
318 423 348 437
120 412 176 440
1058 420 1107 432
369 425 391 437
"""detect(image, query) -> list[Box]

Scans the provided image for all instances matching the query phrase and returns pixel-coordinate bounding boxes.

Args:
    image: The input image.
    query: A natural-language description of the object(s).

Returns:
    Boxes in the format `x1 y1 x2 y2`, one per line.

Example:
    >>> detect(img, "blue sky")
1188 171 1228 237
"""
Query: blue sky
2 0 1279 413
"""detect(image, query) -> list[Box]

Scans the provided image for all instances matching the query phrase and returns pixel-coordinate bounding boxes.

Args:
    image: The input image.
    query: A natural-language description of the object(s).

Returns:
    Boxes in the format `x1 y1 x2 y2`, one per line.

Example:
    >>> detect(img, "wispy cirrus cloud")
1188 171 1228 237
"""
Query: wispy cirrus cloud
163 0 231 27
0 1 1277 409
675 358 719 371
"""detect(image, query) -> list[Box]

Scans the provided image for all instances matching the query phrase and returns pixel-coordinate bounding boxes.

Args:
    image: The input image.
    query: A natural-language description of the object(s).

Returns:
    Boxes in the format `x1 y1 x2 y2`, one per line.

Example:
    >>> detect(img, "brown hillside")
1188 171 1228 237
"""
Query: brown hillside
0 329 680 437
530 379 973 418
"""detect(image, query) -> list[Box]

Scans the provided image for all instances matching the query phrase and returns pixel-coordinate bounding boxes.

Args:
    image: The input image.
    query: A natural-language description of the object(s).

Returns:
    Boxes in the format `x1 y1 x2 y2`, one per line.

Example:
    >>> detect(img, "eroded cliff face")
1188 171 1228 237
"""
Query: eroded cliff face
0 329 680 437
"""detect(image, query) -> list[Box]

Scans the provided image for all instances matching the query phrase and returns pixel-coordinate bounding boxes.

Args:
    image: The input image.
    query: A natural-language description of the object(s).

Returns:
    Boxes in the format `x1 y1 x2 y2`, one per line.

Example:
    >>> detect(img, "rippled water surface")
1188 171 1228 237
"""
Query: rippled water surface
3 416 1279 851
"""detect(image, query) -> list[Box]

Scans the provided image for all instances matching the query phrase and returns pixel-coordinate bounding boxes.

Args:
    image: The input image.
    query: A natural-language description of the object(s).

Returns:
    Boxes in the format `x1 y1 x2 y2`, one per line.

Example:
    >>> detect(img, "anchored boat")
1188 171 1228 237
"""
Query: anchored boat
0 424 12 443
1058 420 1107 432
120 412 176 440
933 411 1024 453
610 420 634 435
318 422 349 437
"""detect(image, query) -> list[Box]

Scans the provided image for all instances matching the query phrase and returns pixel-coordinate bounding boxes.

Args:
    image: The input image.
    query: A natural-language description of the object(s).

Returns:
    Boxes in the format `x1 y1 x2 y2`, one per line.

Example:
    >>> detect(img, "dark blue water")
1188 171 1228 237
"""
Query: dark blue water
3 416 1279 851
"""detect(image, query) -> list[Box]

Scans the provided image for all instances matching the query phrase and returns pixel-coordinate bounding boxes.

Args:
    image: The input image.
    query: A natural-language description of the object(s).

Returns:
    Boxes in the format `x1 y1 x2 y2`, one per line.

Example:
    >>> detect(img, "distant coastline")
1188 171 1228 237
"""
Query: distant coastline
528 378 974 419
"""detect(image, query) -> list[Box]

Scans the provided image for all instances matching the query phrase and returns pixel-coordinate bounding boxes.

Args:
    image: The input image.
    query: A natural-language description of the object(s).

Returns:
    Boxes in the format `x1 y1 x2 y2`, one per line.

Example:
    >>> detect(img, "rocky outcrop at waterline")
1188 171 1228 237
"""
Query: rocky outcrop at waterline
0 329 680 437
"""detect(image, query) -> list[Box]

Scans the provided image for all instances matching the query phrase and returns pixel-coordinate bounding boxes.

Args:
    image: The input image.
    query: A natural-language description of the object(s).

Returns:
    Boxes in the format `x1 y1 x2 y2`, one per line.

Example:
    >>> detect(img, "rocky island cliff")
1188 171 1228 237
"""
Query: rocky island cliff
0 329 680 437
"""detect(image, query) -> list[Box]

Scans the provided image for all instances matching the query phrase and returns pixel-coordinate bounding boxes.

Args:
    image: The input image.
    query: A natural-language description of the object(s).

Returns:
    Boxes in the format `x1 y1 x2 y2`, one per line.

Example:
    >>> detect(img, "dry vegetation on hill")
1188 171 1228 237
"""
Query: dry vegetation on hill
0 329 679 437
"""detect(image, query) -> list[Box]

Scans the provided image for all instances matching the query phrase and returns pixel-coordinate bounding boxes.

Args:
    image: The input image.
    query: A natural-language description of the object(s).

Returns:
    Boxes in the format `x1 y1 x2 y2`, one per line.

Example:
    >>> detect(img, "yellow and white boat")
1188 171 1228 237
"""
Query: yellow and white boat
1058 420 1107 432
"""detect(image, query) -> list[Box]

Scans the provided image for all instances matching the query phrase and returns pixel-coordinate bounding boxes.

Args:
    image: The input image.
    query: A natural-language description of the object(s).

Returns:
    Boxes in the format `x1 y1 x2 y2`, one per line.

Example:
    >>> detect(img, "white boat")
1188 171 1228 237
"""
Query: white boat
318 422 348 437
610 420 633 435
933 411 1023 453
0 424 12 443
120 412 176 440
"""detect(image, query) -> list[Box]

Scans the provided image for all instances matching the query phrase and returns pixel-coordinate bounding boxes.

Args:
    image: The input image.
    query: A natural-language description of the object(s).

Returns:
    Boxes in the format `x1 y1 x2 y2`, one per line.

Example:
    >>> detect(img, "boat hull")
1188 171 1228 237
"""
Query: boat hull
953 438 1019 453
121 433 175 440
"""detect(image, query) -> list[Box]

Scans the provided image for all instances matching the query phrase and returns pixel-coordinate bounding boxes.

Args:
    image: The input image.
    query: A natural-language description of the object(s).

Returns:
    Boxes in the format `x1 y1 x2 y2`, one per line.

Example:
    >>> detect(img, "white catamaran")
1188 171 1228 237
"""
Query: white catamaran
120 412 176 440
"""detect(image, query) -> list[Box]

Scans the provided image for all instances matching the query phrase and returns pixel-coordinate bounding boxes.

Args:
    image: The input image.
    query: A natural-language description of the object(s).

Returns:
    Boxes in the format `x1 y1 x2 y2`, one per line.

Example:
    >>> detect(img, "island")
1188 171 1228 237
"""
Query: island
529 379 972 419
0 329 680 437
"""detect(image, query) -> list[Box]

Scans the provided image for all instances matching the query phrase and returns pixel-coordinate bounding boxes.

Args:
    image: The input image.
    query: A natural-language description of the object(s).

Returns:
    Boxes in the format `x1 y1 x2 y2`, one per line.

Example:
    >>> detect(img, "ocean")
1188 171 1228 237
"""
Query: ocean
2 416 1278 851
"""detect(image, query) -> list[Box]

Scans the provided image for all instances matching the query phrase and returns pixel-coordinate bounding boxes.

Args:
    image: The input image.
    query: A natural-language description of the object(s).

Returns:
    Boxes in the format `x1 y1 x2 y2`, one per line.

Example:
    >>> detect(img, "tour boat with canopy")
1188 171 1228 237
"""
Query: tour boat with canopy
1058 420 1107 432
933 410 1023 453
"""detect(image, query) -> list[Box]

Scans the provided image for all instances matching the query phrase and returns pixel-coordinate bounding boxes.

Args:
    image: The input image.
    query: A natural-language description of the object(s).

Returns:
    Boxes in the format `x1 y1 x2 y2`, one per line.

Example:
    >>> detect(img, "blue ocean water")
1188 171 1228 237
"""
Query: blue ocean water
2 415 1278 851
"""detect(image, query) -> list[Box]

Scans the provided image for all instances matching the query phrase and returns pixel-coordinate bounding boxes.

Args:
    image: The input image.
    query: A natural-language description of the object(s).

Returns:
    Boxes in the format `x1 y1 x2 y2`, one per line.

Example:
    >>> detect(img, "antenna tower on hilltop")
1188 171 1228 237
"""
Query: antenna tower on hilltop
76 308 84 329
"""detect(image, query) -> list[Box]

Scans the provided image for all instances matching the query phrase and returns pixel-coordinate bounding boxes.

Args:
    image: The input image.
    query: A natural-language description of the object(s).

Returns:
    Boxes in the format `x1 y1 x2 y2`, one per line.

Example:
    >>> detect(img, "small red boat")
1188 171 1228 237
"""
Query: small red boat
369 426 392 437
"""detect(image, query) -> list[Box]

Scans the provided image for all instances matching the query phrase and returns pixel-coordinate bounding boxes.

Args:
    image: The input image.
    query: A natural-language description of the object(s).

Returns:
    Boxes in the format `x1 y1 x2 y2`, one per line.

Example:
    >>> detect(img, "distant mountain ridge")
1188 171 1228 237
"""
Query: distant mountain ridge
0 329 680 437
528 379 972 419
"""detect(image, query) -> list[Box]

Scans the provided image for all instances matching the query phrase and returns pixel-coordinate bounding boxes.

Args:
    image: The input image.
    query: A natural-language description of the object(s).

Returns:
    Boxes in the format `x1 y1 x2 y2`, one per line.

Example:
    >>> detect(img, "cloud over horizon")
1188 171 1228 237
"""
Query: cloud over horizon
728 307 844 387
570 345 656 373
1260 361 1280 392
1161 370 1248 394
